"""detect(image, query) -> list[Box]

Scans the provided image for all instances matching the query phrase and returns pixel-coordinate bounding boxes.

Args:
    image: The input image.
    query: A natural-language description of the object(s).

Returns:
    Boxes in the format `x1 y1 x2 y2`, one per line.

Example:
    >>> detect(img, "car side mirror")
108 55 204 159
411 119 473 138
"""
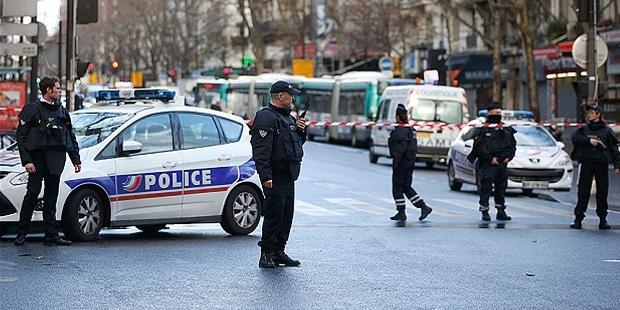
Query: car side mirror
556 141 565 149
121 140 143 155
464 140 473 148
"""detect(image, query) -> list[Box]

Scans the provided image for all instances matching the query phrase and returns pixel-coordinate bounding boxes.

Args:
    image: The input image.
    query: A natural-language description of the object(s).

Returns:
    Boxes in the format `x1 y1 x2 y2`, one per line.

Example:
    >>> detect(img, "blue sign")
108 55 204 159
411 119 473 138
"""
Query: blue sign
379 56 393 71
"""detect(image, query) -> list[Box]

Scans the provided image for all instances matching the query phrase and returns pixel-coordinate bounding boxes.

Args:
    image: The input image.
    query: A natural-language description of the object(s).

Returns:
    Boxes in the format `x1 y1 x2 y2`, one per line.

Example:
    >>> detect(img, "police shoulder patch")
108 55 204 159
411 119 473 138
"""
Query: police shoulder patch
259 129 268 138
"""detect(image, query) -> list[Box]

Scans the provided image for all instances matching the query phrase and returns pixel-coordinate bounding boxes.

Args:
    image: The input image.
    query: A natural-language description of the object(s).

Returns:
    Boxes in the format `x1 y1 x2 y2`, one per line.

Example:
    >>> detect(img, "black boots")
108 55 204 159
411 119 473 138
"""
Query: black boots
273 250 301 267
14 235 25 246
43 237 72 246
418 205 433 221
259 252 276 268
496 207 512 221
570 216 612 230
481 211 491 221
390 210 406 221
599 218 611 230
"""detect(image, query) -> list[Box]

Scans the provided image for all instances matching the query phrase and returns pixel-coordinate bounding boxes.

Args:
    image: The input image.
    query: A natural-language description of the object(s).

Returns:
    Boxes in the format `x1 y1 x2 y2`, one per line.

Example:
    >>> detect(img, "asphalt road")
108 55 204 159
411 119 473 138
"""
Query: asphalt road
1 142 619 309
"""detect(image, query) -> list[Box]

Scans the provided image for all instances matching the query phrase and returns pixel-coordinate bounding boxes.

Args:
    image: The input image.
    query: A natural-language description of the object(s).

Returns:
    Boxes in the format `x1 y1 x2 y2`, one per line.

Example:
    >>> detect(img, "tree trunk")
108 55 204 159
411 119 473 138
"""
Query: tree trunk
518 2 540 120
492 4 503 103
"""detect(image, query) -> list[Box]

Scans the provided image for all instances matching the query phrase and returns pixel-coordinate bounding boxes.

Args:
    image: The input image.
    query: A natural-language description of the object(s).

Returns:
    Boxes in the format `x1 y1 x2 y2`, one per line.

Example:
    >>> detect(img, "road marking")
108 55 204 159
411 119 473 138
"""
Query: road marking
313 182 346 190
603 260 620 263
324 198 391 215
432 198 537 218
295 199 346 216
375 197 463 217
506 200 574 217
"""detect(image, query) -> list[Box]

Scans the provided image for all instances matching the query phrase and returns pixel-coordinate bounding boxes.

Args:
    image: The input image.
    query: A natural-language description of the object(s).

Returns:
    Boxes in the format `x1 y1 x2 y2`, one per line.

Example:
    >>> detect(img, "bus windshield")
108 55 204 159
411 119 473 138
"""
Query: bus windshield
410 99 462 124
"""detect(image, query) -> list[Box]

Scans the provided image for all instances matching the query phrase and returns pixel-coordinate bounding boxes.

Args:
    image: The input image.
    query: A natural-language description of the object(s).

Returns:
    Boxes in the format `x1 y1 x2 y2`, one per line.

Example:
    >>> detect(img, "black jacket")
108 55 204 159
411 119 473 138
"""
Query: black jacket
16 100 81 174
250 105 306 183
464 124 517 164
571 121 620 167
388 125 417 167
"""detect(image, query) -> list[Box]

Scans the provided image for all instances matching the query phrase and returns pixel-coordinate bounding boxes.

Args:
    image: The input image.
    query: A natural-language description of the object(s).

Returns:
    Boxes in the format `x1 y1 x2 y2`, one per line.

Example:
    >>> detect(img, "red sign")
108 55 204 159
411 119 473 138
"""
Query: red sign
294 43 316 59
0 82 27 132
533 45 559 60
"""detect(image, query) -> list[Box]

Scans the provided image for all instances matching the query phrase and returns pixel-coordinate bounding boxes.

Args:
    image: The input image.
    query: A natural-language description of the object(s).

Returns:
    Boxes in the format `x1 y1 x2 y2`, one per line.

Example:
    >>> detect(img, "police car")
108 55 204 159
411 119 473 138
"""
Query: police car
447 113 573 195
0 89 263 241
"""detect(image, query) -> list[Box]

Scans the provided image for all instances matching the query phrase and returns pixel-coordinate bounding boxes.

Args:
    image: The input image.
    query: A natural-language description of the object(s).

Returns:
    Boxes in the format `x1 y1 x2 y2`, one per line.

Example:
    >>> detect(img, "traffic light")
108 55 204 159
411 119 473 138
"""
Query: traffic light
242 54 254 69
111 60 119 72
76 59 91 79
222 67 232 79
77 0 99 24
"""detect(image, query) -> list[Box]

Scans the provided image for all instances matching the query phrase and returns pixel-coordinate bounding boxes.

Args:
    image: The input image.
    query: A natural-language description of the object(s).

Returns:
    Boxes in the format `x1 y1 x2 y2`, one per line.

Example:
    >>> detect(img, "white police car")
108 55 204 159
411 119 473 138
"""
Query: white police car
0 89 263 240
447 116 573 195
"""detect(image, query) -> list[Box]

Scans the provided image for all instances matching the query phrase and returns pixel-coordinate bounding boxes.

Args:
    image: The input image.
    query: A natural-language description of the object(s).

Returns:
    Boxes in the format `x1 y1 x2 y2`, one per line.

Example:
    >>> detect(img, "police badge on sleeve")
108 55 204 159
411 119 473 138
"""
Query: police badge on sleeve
259 129 268 138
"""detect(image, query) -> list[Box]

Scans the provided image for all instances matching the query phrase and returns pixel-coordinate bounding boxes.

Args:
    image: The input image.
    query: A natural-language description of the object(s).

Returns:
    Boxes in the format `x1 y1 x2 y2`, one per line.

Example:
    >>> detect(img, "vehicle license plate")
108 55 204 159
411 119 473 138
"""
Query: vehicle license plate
523 181 549 189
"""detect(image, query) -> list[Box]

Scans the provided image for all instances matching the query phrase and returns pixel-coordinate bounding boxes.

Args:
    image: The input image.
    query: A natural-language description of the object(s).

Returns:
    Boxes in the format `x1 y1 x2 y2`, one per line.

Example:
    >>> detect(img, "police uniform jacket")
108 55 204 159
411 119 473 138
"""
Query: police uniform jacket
464 124 517 164
388 125 417 167
571 121 620 168
250 104 306 183
16 100 81 175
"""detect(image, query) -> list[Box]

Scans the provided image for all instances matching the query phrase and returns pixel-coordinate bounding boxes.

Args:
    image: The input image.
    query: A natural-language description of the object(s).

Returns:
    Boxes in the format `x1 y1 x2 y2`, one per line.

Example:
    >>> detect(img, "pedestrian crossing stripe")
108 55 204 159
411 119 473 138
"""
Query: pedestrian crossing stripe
295 199 346 216
375 198 462 217
430 198 536 218
324 198 391 215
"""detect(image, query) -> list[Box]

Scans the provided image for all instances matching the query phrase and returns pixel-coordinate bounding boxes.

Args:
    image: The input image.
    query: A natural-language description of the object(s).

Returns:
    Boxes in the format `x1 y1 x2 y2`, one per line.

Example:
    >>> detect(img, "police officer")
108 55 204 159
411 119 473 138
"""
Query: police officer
14 77 81 246
251 81 305 268
463 102 516 221
389 104 432 222
570 105 620 230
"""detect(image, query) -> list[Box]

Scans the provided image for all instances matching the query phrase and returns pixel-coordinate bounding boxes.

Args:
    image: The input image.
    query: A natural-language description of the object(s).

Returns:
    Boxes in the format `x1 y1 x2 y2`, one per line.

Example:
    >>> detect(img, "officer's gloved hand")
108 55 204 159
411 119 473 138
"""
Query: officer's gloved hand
296 118 306 131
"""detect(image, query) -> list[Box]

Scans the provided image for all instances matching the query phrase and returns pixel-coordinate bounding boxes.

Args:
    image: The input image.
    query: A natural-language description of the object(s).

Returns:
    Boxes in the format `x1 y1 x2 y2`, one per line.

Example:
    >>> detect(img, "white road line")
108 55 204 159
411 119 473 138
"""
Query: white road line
506 200 574 217
432 198 537 218
313 182 346 190
295 199 346 216
324 198 391 215
603 260 620 263
375 197 463 217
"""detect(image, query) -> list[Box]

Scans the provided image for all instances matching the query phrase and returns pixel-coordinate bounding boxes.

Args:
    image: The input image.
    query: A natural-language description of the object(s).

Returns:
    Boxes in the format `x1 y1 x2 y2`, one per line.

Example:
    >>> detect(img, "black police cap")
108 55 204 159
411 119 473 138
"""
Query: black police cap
396 104 407 116
270 80 301 96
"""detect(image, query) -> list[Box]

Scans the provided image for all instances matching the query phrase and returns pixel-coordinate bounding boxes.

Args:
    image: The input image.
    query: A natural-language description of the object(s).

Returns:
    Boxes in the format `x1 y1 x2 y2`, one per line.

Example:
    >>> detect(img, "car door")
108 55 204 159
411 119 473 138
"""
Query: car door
113 113 183 222
177 112 241 218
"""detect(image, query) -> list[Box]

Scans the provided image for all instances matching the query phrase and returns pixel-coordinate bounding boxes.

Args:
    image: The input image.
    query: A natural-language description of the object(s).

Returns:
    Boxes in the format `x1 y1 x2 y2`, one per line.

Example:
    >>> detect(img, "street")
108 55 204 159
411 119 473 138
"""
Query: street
1 141 619 309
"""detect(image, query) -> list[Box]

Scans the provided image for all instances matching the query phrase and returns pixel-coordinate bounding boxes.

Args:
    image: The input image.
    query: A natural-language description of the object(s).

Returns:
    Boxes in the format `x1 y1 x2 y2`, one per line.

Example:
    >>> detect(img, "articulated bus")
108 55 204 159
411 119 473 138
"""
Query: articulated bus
300 78 336 142
304 71 415 147
226 74 303 119
193 78 229 109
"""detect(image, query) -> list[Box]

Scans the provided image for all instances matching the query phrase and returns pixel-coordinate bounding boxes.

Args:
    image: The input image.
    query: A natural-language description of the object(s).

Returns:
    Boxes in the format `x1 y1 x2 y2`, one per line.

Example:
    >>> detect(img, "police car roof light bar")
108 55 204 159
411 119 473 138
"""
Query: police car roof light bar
95 88 176 102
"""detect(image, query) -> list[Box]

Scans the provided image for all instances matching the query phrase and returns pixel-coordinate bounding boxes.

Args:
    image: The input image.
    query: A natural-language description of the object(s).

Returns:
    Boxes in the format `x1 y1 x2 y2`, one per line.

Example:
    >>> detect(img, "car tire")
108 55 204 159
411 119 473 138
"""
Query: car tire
448 162 463 191
221 185 262 236
522 189 534 196
136 224 167 234
62 188 105 242
369 149 379 164
0 225 8 238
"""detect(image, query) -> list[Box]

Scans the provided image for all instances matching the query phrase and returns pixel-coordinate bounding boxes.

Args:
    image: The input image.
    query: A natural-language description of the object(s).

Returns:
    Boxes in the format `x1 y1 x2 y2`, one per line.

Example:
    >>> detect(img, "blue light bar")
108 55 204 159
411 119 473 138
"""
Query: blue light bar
478 109 535 120
95 88 176 102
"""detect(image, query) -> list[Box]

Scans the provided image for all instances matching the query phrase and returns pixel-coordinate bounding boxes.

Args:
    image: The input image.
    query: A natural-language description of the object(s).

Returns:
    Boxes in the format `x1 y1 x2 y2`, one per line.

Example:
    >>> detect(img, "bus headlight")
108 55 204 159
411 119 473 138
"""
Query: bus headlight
10 172 29 186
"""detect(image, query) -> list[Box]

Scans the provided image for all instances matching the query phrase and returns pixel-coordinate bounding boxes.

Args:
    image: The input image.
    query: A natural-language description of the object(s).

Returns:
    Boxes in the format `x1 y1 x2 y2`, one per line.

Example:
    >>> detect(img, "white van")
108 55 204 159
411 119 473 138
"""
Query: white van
369 84 468 167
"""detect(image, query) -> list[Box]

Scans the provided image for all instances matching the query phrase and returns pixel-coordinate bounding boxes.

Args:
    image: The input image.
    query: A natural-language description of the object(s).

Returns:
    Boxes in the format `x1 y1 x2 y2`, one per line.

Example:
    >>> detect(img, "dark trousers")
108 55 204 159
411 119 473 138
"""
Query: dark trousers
259 182 295 252
574 162 609 220
392 160 424 210
17 168 61 238
478 162 508 211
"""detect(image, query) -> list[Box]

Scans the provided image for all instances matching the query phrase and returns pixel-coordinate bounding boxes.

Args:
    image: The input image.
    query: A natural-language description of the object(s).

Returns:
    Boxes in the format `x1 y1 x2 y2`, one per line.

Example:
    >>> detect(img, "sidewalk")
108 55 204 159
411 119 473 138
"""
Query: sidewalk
547 164 620 212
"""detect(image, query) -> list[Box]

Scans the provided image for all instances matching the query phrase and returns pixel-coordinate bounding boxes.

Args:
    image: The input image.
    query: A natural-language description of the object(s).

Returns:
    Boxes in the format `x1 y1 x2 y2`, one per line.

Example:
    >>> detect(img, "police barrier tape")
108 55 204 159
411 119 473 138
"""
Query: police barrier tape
302 121 618 130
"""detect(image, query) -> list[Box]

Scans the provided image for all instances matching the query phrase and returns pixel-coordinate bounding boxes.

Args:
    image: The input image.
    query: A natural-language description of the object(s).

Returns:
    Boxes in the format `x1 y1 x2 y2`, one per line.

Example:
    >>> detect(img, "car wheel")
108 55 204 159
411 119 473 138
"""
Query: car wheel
522 189 534 196
448 162 463 191
136 224 167 234
369 149 379 164
0 225 8 238
221 185 262 235
62 188 105 241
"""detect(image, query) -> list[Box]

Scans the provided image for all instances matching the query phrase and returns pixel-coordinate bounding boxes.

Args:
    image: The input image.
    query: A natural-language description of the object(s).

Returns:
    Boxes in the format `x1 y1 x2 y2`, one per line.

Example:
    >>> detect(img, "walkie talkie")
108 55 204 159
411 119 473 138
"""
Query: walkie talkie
300 104 309 118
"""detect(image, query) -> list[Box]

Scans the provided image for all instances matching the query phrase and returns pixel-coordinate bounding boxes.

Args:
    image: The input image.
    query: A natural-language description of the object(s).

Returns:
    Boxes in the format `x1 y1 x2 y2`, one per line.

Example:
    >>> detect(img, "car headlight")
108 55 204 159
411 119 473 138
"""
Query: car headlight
557 155 572 167
10 172 29 186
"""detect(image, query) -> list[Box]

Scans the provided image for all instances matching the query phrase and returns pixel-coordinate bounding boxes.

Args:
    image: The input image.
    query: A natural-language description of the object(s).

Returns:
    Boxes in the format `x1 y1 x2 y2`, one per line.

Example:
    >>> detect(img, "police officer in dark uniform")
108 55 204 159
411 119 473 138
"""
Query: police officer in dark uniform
463 102 516 221
14 77 81 246
251 81 305 268
389 104 432 222
570 105 620 230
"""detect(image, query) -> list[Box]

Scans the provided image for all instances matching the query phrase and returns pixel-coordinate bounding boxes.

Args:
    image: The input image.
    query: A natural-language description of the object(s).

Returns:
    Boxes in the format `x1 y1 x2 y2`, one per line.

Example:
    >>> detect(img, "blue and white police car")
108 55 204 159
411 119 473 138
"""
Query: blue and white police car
447 113 573 196
0 89 263 241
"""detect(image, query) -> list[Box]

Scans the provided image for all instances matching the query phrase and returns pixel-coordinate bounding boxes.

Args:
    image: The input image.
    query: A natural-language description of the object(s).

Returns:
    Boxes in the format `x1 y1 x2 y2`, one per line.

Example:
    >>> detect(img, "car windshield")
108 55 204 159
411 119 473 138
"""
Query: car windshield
514 126 556 146
71 112 133 148
410 99 462 124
